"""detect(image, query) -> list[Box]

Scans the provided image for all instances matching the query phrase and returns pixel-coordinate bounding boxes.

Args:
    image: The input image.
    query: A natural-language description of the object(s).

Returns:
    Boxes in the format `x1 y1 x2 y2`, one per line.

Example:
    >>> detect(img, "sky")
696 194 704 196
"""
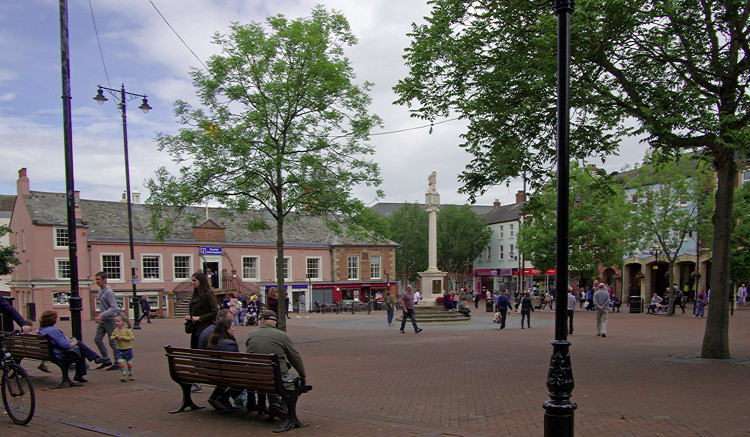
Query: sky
0 0 649 208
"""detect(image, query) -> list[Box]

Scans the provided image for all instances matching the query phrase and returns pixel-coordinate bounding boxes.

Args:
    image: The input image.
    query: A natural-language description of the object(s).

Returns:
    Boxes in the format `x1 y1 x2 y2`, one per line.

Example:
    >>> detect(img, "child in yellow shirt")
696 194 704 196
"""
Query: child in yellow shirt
111 315 135 382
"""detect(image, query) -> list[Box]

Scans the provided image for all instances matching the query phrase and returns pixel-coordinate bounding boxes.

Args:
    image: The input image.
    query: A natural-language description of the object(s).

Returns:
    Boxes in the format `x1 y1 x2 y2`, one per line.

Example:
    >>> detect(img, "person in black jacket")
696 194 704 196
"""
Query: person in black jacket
0 295 31 333
520 292 534 329
206 318 248 411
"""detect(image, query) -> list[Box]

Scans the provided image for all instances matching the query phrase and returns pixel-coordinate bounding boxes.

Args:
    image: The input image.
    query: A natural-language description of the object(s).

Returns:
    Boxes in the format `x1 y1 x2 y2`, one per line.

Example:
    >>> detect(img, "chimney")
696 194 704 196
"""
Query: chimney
74 190 80 202
121 192 126 202
17 168 30 196
493 199 501 207
74 190 82 220
131 188 141 204
515 190 526 204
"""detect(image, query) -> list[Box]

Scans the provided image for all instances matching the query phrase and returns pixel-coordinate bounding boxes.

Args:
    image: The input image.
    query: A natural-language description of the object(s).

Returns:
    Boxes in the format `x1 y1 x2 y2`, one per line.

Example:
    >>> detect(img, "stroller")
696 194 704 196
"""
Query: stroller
245 300 259 326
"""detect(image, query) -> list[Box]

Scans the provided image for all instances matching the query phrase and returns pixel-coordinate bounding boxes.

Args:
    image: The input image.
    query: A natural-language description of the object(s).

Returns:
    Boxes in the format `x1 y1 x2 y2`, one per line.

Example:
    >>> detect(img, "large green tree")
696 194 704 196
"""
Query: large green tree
623 155 715 316
436 204 492 290
0 225 20 276
395 0 750 359
518 163 628 282
148 7 382 331
387 203 428 288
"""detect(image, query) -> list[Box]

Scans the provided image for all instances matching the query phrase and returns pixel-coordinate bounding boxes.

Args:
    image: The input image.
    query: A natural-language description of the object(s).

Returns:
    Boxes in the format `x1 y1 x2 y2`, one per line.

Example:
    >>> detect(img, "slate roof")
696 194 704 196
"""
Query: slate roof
19 191 395 247
371 202 495 217
482 202 524 225
0 195 14 219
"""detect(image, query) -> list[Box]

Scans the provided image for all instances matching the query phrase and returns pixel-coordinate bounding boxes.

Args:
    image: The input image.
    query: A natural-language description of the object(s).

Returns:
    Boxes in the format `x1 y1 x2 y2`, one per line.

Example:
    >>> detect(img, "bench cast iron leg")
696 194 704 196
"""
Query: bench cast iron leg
169 383 205 414
54 361 81 389
273 396 306 433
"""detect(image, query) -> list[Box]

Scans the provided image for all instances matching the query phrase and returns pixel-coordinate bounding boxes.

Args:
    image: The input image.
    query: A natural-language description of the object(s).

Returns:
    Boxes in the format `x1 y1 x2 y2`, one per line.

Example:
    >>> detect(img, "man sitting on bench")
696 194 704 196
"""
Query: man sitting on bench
245 310 307 422
647 294 664 314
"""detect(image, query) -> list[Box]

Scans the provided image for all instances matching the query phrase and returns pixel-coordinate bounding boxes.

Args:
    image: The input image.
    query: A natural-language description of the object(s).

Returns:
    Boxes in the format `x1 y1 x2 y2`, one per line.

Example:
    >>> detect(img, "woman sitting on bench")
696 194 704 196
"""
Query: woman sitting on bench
38 310 106 383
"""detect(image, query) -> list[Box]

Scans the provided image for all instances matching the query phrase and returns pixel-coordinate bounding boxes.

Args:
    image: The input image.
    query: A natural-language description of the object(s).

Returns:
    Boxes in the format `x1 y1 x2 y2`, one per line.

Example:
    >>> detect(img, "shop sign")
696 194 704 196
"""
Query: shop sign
200 246 222 256
474 269 497 276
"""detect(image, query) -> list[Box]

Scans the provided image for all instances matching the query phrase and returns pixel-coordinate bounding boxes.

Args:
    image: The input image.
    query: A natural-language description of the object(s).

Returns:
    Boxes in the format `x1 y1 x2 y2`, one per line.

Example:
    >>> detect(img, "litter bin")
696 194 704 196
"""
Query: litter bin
629 296 643 314
486 299 494 312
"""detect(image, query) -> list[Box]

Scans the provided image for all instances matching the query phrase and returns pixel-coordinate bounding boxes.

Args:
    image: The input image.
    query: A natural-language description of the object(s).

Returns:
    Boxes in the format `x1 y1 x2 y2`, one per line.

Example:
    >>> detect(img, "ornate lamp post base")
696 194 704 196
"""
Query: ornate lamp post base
543 340 576 436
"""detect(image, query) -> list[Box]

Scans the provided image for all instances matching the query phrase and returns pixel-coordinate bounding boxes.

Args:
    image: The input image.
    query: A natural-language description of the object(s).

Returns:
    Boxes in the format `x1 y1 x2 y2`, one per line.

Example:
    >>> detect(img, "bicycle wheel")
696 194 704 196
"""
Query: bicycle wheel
2 363 35 425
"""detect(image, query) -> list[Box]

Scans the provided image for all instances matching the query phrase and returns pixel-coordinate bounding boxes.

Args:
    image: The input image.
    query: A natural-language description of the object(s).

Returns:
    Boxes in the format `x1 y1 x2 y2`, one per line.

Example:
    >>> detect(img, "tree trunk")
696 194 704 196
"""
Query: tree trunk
701 153 735 359
666 264 676 316
276 206 287 333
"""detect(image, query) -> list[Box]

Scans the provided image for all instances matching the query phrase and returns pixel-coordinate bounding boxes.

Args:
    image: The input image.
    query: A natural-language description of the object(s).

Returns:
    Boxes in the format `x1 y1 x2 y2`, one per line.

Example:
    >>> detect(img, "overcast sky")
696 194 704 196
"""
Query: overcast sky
0 0 649 208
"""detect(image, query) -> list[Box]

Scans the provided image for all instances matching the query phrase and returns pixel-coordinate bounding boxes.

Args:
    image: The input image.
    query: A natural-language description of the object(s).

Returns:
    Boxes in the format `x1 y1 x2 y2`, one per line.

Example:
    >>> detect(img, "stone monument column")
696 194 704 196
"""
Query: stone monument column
419 171 447 302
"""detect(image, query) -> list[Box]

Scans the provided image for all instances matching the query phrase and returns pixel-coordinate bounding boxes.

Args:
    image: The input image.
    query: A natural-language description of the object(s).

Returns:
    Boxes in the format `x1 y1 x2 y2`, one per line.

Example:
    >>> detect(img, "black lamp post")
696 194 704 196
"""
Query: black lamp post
93 85 152 330
535 1 577 436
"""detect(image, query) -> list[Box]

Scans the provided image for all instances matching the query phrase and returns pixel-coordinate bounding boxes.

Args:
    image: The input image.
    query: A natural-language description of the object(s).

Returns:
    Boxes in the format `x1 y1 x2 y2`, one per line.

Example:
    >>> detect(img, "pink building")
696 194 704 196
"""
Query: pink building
7 168 395 321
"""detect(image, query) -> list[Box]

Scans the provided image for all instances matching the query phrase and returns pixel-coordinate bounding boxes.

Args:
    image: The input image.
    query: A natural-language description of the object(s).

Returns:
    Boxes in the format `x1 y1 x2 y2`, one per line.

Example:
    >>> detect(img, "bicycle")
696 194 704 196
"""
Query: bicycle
0 332 35 425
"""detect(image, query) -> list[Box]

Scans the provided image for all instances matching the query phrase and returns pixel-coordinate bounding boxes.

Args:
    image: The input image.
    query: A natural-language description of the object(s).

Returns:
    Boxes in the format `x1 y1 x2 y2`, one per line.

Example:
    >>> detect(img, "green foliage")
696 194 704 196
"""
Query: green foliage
517 163 629 280
730 182 750 284
398 0 750 358
436 205 492 288
387 204 428 285
0 225 20 276
147 7 382 330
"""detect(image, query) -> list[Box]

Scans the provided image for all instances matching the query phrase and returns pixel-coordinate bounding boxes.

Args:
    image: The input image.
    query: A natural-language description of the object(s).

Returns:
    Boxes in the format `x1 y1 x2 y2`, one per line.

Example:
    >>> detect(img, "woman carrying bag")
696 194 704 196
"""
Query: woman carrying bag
184 272 218 393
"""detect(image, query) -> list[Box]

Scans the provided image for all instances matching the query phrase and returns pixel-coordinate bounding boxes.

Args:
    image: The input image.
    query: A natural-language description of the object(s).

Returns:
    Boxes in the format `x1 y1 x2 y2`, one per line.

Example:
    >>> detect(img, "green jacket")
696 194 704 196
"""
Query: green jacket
384 295 395 311
245 324 306 378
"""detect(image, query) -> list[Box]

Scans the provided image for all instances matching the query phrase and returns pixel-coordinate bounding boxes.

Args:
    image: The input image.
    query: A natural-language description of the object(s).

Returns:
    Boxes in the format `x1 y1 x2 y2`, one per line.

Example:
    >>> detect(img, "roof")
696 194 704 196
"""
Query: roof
0 195 14 219
19 191 396 247
482 202 524 225
371 202 495 217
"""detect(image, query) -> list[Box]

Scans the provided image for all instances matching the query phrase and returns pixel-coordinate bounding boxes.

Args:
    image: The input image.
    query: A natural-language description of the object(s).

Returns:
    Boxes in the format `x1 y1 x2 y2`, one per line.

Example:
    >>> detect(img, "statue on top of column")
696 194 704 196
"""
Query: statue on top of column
427 171 437 193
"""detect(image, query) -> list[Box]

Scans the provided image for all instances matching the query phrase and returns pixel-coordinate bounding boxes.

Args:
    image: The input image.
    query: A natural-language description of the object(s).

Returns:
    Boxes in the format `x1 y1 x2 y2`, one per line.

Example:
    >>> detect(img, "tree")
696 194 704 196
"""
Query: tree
517 163 628 283
0 225 20 276
623 155 715 316
436 204 492 290
387 203 428 288
395 0 750 359
148 7 383 331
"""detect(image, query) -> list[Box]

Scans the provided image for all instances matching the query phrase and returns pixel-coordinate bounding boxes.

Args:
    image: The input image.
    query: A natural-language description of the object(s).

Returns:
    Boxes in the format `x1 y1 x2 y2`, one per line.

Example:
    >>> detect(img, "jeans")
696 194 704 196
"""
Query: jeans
567 309 574 334
232 312 239 327
137 309 151 323
400 308 420 332
521 309 531 328
498 308 508 328
94 318 118 361
387 310 394 325
695 300 705 317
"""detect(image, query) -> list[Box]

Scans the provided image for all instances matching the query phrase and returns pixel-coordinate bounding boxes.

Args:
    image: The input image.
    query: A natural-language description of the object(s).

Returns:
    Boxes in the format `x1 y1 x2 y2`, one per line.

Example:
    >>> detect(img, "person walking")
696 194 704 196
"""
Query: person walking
673 283 686 314
111 315 135 382
399 285 423 334
493 289 513 329
384 290 396 326
694 286 707 318
520 292 533 329
93 271 121 371
137 296 152 324
297 293 308 318
567 287 576 335
593 283 611 337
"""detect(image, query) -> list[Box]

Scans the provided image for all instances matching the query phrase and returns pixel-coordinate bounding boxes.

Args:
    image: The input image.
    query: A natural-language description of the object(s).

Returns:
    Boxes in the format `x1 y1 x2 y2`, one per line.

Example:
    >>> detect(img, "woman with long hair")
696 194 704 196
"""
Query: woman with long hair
185 272 218 349
206 318 245 411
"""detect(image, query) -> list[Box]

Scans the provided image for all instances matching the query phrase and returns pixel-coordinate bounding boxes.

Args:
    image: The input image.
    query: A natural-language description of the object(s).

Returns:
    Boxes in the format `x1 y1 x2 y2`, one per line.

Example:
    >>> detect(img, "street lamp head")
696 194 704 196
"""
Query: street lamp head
138 98 152 113
93 88 108 105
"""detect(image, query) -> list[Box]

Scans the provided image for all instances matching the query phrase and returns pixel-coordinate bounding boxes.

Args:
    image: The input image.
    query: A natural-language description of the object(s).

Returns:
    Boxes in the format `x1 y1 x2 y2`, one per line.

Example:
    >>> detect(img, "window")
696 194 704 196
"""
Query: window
173 255 192 280
101 254 123 280
499 245 504 260
275 257 292 281
370 255 382 279
306 257 321 280
142 255 161 281
510 244 515 260
55 258 71 279
509 224 515 237
499 225 504 239
486 246 492 262
347 255 359 280
146 295 159 309
242 256 259 280
54 227 69 249
744 170 750 185
52 291 70 306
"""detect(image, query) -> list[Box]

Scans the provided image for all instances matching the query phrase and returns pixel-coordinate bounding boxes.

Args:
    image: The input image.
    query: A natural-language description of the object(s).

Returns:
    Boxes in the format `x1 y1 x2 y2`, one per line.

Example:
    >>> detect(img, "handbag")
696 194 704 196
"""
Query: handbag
184 307 194 334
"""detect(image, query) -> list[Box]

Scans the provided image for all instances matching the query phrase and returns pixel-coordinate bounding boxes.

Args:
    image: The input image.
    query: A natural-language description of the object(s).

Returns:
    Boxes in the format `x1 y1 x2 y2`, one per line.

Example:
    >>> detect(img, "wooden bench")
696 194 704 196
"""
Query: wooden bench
164 346 313 433
3 333 79 388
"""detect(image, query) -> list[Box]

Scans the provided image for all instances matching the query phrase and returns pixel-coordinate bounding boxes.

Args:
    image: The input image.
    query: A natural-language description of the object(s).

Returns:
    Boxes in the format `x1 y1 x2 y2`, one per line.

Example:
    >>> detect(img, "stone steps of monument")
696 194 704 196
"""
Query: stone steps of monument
398 305 471 323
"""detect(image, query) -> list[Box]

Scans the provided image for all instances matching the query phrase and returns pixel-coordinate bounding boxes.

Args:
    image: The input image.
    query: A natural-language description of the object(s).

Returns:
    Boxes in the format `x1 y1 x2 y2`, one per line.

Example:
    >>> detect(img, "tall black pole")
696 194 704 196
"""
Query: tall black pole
543 1 576 436
59 0 83 341
120 85 142 330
